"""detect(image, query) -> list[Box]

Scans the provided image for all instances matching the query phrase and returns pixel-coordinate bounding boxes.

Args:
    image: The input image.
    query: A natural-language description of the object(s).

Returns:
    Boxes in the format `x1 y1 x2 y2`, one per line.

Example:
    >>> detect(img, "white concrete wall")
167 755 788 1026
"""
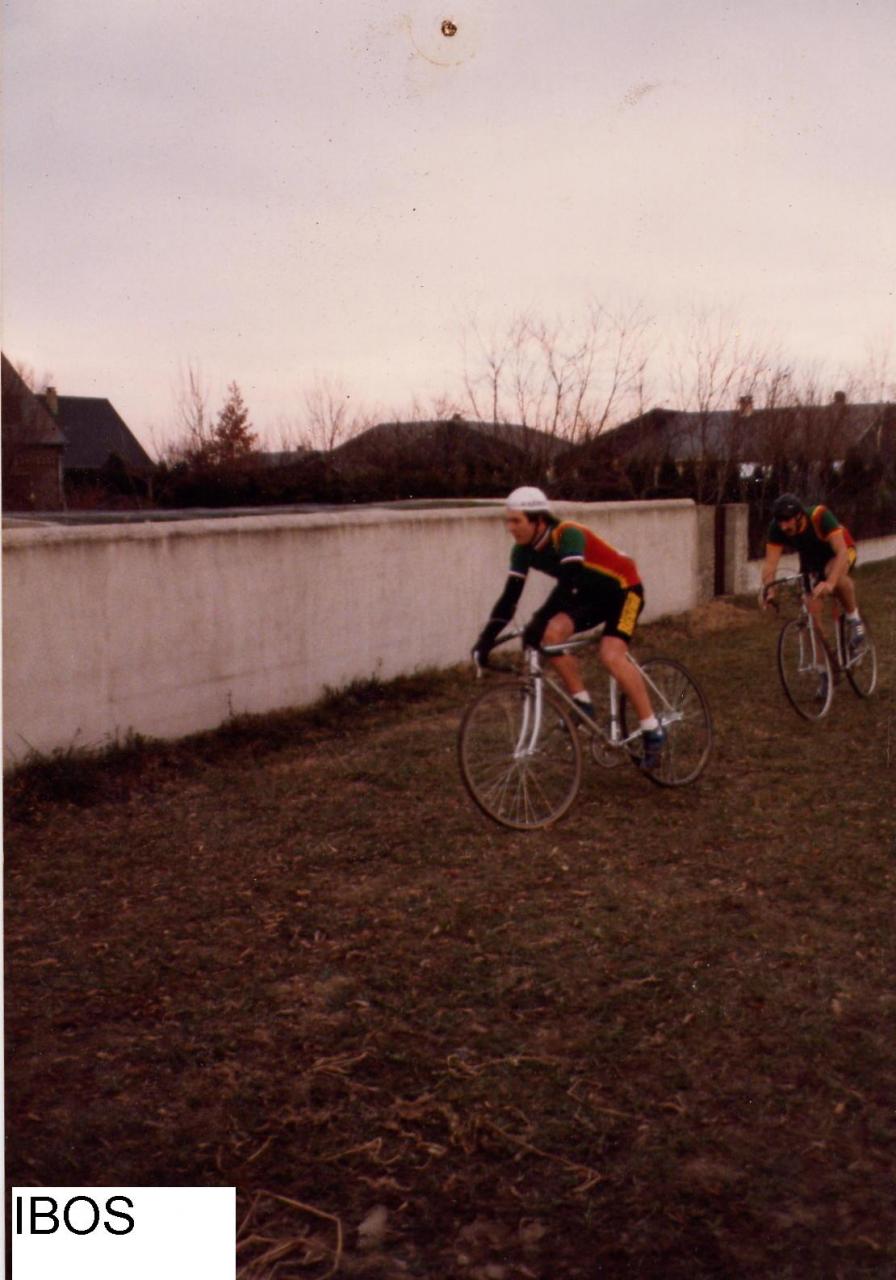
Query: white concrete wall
2 500 698 763
736 531 896 594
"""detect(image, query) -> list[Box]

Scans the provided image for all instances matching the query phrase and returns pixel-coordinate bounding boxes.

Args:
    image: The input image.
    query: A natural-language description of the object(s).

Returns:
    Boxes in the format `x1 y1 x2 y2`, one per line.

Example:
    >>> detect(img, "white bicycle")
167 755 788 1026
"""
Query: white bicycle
764 573 878 720
458 626 713 830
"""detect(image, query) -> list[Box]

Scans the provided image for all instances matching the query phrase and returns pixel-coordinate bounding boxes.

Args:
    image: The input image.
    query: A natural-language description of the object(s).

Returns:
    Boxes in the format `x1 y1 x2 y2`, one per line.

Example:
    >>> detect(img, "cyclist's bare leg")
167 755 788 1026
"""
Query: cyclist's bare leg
833 576 858 614
803 586 839 650
599 635 653 721
543 616 656 722
805 593 834 652
541 613 585 694
813 555 858 615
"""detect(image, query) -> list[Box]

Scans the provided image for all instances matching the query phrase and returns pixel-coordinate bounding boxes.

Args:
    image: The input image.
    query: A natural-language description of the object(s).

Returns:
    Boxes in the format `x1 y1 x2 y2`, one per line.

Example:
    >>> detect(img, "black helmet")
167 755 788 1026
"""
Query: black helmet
772 493 803 522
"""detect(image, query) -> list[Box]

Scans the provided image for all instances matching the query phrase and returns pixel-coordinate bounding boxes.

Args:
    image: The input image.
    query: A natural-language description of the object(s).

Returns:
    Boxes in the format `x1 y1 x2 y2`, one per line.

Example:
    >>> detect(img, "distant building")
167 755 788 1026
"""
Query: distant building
334 415 564 465
559 392 896 478
1 354 66 510
37 386 156 503
329 415 565 497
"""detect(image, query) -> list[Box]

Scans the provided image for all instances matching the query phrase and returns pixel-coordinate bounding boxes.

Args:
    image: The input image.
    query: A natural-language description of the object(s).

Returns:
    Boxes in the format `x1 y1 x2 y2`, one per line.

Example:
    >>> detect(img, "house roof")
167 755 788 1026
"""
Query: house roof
1 355 66 447
560 400 895 467
37 393 154 472
331 417 567 467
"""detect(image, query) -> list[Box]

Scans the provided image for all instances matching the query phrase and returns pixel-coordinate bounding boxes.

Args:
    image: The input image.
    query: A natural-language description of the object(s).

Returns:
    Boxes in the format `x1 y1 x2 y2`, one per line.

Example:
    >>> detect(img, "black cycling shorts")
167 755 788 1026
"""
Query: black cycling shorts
800 544 857 589
564 584 645 644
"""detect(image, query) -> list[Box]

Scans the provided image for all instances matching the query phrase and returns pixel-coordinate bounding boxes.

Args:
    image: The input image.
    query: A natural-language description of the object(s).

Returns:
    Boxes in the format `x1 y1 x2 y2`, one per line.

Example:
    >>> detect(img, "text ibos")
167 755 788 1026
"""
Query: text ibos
15 1194 135 1236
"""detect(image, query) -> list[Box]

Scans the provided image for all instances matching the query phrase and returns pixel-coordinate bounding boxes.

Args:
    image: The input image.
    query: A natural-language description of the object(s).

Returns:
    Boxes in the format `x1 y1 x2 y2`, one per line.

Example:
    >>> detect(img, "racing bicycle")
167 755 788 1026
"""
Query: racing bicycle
763 573 878 720
457 626 713 830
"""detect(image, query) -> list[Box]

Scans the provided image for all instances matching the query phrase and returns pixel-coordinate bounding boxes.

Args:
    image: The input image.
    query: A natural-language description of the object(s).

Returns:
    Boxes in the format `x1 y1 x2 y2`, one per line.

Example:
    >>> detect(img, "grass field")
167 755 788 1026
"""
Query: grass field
5 559 896 1278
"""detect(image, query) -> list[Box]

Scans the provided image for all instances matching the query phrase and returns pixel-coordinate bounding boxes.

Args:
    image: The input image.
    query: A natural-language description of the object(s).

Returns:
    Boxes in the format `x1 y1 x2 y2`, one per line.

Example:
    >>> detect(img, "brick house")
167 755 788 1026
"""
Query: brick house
1 354 66 511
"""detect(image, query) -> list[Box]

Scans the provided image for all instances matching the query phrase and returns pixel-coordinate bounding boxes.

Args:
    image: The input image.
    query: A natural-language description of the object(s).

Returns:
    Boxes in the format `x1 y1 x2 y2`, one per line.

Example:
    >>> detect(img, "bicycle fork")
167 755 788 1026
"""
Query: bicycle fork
801 612 834 679
606 674 625 746
513 653 545 759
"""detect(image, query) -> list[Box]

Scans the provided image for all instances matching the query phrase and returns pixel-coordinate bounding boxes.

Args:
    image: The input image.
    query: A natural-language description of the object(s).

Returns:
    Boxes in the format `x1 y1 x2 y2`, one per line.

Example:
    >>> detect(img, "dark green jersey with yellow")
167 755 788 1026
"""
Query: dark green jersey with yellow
766 504 855 574
475 517 644 652
509 519 642 596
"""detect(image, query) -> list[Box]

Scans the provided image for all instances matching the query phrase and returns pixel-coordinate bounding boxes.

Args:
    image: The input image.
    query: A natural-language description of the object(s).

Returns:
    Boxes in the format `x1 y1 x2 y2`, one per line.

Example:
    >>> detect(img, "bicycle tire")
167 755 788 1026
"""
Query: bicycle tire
840 615 878 699
620 657 713 787
777 617 834 720
458 680 582 829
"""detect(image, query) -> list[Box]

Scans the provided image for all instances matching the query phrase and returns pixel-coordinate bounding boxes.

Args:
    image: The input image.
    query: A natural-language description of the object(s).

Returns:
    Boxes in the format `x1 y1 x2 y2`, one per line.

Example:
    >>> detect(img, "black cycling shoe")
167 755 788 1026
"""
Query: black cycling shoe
640 726 666 771
573 699 597 725
847 618 866 657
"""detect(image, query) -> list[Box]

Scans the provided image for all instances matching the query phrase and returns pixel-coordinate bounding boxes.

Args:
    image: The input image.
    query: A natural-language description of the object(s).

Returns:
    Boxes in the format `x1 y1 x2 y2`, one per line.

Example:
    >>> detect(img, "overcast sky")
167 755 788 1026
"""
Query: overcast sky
3 0 895 453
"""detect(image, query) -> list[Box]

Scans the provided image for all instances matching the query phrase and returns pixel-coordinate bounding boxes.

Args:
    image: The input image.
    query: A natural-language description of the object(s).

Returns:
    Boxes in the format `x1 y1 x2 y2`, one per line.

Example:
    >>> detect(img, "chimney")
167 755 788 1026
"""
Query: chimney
45 386 58 415
832 390 847 406
738 395 753 416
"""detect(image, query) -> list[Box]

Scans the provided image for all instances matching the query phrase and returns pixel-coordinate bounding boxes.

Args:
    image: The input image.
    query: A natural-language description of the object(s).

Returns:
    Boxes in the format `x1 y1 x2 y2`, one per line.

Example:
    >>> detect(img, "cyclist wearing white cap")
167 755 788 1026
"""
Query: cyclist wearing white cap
472 487 666 770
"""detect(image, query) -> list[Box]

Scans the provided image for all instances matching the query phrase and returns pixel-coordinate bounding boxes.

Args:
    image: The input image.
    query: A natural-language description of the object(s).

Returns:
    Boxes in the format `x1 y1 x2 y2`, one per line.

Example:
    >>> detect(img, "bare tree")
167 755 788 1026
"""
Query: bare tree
859 330 896 403
155 363 213 465
156 367 261 471
8 359 58 395
665 306 789 502
459 302 653 474
272 415 303 454
461 314 511 427
857 333 896 468
299 375 375 453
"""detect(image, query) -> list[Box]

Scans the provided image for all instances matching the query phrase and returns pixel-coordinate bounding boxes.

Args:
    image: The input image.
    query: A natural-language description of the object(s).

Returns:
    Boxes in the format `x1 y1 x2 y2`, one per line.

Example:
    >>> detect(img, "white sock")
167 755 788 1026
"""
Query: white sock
847 610 860 621
640 716 659 732
573 691 593 706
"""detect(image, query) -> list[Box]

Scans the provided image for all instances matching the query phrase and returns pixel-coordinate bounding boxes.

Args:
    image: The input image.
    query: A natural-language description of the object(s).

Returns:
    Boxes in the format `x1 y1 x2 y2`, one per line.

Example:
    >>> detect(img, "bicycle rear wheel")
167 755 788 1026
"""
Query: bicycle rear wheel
777 617 833 719
840 615 878 698
458 680 582 829
620 657 713 786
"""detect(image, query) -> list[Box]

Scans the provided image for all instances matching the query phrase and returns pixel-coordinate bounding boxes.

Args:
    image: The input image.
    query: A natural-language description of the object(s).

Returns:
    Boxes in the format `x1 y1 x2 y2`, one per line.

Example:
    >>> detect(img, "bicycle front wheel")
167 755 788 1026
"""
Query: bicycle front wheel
458 680 582 829
621 657 713 787
777 618 833 719
841 615 878 699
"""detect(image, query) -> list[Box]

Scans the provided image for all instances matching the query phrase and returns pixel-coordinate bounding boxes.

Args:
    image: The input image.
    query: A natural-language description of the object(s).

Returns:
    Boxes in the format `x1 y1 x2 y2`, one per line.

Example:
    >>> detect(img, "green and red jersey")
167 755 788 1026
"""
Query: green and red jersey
476 517 644 651
509 519 641 598
766 504 855 574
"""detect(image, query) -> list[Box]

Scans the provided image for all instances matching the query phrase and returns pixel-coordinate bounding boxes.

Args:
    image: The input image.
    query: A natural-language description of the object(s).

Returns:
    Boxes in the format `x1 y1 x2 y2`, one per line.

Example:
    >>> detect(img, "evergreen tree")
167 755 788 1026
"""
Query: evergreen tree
208 382 258 467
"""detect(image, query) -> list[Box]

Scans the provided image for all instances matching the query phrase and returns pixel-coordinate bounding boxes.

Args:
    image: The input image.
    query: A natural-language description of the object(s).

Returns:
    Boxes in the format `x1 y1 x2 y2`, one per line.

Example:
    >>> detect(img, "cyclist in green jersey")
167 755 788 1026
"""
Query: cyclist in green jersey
472 487 666 770
759 493 865 654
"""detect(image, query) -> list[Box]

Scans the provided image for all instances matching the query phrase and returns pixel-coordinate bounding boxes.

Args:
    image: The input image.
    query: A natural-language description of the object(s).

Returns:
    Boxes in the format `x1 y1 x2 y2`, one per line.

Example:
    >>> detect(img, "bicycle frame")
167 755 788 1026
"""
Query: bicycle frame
492 628 682 759
768 574 852 677
461 623 713 826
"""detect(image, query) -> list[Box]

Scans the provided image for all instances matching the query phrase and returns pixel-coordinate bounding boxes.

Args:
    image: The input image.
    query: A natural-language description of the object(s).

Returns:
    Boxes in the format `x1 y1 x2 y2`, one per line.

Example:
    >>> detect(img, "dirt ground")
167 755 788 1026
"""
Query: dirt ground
5 560 896 1278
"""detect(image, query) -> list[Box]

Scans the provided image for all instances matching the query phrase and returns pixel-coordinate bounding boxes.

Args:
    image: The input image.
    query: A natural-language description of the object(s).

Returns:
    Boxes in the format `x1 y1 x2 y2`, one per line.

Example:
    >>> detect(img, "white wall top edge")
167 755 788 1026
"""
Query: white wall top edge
2 499 697 549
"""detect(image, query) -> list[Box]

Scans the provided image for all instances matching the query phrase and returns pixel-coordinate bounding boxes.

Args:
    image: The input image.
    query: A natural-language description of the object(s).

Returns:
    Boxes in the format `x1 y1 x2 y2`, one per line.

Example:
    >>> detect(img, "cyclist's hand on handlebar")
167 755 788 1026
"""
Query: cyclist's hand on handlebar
471 645 491 674
759 583 777 612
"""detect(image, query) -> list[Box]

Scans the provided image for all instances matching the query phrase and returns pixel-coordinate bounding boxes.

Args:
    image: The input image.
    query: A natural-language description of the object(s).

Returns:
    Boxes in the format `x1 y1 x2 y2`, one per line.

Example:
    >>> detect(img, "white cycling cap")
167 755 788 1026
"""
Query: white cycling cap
505 485 552 512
